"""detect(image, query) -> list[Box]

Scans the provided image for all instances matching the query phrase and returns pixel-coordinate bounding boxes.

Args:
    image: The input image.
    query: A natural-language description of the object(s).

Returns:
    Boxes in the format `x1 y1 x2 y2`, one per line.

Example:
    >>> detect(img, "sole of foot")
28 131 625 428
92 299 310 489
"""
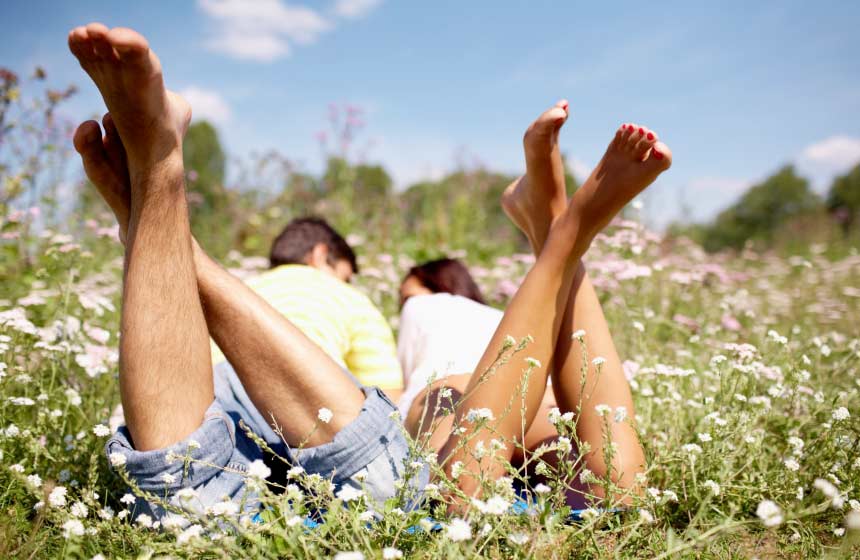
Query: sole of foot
502 100 570 247
567 123 672 252
68 23 190 169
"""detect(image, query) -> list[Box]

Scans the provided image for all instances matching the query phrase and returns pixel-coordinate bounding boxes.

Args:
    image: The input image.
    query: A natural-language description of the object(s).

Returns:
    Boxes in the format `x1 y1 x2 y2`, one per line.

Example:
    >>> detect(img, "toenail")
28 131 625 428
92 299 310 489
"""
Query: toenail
653 149 664 160
646 132 654 140
638 127 644 135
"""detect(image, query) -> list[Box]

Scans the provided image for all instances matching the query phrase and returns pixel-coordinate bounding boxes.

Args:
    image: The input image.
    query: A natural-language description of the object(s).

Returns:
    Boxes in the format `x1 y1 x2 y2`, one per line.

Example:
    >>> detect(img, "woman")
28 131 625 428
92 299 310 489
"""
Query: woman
396 100 671 507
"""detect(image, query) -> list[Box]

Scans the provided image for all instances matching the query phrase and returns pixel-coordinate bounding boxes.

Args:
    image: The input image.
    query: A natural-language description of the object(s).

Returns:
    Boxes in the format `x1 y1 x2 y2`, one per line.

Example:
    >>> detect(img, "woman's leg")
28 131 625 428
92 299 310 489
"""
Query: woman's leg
503 109 650 499
442 109 672 501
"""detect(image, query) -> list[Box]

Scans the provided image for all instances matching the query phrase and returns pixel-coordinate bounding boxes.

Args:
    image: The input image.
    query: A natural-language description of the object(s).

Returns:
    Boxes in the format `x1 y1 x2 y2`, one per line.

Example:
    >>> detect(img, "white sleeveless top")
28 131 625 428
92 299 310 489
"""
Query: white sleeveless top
396 293 503 415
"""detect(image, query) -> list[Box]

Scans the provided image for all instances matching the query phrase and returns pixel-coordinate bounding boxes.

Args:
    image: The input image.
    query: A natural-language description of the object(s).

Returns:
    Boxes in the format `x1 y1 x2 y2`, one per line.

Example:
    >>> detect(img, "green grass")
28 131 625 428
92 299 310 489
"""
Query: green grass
1 215 859 559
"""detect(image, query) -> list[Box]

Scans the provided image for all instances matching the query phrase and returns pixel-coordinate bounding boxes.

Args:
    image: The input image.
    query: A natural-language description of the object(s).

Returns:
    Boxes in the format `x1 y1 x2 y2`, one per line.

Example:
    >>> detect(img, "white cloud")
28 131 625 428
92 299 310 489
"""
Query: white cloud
198 0 331 62
333 0 383 19
797 135 860 191
567 156 592 183
798 135 860 171
688 176 750 194
179 87 232 125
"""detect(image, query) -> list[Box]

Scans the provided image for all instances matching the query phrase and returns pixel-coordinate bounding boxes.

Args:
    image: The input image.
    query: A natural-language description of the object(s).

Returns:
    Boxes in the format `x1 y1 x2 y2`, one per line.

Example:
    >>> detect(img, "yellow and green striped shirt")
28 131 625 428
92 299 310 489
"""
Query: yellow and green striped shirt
211 265 403 390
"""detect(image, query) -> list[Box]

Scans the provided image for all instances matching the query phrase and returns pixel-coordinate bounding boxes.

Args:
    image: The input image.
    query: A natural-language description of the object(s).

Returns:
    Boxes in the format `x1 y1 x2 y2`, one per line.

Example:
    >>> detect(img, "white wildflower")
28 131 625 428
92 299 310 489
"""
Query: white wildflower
70 501 88 518
336 486 364 502
703 480 721 496
832 407 850 421
613 406 628 423
507 533 530 545
784 458 800 472
639 509 655 524
594 404 612 417
383 548 403 559
62 519 85 538
525 357 541 369
445 518 472 542
834 527 845 537
161 473 176 485
161 514 186 530
318 408 333 423
534 483 551 494
334 552 364 560
26 474 42 489
592 357 606 367
92 424 111 437
247 459 272 480
48 486 68 508
176 524 203 544
572 329 586 340
465 408 494 422
210 500 239 517
756 500 783 527
698 432 712 443
135 514 154 528
109 452 127 467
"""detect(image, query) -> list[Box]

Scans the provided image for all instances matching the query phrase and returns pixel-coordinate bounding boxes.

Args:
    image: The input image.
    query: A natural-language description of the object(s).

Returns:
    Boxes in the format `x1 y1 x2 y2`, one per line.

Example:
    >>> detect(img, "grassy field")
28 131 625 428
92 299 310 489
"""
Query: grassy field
1 207 859 559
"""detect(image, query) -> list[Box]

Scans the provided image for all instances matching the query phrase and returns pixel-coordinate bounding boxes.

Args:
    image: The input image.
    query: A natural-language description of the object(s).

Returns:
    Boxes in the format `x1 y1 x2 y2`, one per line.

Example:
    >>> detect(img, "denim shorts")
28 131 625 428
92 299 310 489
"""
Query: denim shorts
105 362 428 521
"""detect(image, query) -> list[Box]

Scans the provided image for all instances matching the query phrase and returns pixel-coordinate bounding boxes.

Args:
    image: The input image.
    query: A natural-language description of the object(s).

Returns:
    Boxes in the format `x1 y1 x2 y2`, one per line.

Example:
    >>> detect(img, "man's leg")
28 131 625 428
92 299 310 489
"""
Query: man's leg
73 92 366 446
69 24 215 451
442 109 671 499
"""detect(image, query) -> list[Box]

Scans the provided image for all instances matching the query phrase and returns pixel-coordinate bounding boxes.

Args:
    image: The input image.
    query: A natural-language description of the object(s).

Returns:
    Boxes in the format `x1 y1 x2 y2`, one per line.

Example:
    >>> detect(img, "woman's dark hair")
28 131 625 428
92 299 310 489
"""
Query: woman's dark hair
406 258 485 304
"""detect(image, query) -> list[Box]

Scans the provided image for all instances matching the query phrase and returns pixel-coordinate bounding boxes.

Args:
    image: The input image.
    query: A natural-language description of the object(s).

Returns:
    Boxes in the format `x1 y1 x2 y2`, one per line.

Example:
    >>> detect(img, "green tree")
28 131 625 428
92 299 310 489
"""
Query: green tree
182 121 230 251
826 162 860 234
702 165 821 252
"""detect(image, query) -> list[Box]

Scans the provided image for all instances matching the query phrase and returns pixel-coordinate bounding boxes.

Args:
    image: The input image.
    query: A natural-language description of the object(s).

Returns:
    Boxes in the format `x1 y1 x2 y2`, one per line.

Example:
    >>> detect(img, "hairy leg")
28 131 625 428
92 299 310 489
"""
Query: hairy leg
75 110 365 447
444 114 671 500
69 23 211 450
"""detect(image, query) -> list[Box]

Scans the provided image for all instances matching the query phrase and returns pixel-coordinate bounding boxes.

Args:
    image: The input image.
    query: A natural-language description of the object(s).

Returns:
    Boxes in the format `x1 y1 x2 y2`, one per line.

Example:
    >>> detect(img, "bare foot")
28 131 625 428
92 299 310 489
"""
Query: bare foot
502 100 569 253
566 123 672 253
73 102 191 243
68 23 189 174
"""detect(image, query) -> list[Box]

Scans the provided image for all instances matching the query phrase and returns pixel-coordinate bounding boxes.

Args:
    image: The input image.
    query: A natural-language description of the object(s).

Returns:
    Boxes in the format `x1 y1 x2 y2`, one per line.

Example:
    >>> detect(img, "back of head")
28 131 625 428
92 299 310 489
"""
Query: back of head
406 258 485 304
269 217 358 273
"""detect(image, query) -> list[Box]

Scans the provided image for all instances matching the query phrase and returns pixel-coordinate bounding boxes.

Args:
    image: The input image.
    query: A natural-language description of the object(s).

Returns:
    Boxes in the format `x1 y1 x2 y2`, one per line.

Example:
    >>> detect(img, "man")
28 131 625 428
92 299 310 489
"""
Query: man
211 217 403 401
68 22 424 520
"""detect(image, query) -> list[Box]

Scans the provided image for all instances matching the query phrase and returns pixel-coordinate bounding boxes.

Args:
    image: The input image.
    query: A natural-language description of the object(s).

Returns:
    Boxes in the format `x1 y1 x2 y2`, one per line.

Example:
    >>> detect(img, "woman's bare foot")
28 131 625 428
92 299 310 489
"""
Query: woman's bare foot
564 123 672 254
502 100 569 253
68 23 190 176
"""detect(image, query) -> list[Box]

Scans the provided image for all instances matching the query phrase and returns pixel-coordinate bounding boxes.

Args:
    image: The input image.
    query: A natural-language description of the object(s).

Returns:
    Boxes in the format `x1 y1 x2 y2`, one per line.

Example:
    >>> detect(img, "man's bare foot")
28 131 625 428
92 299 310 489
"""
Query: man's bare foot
564 123 672 254
68 23 189 175
502 100 569 253
73 102 192 244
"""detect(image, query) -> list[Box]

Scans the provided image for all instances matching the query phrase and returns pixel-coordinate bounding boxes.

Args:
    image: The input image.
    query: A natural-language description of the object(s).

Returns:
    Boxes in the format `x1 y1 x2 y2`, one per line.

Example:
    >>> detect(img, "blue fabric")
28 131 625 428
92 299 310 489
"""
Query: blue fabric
106 362 427 521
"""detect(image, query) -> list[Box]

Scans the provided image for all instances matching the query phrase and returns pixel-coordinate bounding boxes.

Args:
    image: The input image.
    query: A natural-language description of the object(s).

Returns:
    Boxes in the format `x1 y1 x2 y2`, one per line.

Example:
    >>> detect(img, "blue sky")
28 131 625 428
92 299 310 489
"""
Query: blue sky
4 0 860 228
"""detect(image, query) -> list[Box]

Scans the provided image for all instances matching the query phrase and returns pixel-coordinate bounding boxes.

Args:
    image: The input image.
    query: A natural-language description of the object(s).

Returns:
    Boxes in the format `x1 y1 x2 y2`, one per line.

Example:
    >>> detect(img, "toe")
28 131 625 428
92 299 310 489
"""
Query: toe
633 127 657 161
107 27 151 61
102 113 128 166
620 123 636 144
68 27 95 62
73 120 103 155
85 23 118 61
649 141 672 169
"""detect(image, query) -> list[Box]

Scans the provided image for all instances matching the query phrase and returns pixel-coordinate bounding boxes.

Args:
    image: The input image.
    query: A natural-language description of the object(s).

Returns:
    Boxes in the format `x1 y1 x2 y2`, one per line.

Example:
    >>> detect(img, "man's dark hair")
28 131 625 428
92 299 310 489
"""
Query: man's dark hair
406 258 485 304
269 217 359 273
